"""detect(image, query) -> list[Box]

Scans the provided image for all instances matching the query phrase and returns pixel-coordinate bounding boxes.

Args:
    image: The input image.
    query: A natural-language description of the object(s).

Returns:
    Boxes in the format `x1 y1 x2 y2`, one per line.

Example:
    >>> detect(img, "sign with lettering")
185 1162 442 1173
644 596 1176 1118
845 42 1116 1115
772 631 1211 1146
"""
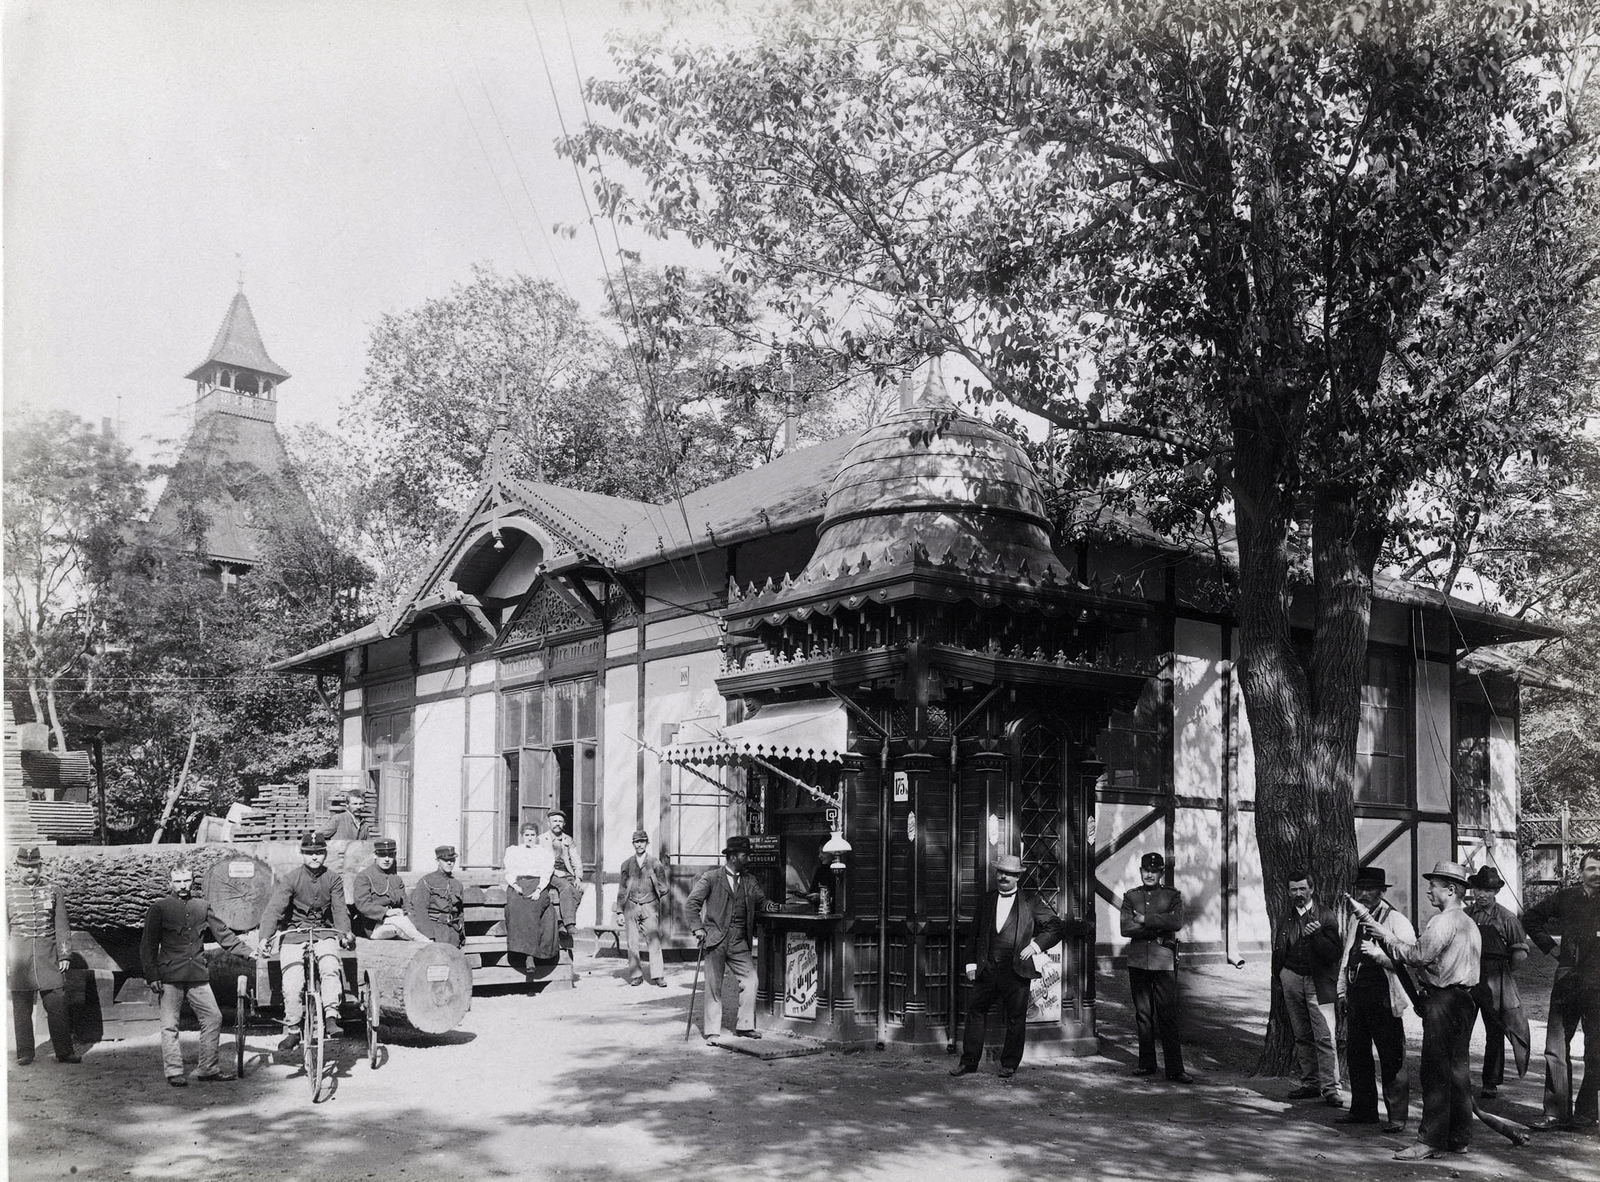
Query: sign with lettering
743 834 782 870
227 862 256 879
893 772 909 802
1027 945 1064 1024
783 931 819 1019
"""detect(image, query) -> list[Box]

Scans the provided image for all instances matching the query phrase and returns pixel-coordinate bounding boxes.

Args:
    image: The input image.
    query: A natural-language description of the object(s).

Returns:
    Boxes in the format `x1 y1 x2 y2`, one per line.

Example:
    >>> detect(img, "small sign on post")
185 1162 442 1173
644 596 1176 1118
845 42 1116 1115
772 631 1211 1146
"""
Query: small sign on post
893 772 909 802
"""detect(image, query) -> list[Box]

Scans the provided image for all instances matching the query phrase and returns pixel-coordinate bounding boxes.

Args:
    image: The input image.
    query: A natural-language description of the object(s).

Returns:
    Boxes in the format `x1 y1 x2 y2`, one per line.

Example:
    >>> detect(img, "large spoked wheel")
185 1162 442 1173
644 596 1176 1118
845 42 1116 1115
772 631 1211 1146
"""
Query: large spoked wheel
362 970 380 1067
303 996 327 1102
234 973 250 1078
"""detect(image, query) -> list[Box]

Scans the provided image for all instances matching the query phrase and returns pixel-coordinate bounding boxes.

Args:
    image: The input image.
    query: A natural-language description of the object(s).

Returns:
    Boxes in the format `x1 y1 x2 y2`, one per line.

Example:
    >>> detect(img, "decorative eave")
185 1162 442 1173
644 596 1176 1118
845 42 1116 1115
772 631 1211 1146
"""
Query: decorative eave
723 540 1151 633
716 641 1159 699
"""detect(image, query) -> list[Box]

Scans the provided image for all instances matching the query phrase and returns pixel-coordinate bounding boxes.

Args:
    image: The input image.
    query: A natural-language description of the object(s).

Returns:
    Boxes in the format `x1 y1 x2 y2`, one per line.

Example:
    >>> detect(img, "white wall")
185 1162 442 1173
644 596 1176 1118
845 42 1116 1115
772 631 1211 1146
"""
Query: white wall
1173 619 1224 800
411 695 466 864
1415 659 1452 813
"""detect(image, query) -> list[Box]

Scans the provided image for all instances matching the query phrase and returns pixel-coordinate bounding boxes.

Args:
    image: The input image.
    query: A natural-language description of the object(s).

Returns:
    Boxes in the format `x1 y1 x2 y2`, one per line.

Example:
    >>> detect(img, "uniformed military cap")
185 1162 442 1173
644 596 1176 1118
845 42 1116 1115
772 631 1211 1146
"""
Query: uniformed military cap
373 837 398 855
434 845 458 862
14 846 42 866
632 829 649 843
1140 852 1166 871
300 833 329 853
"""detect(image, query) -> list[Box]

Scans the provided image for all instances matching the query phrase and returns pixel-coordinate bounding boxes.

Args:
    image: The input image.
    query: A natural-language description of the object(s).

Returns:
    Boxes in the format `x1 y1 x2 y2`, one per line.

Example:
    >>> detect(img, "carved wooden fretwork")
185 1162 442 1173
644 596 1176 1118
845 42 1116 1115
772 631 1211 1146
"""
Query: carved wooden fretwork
502 581 590 647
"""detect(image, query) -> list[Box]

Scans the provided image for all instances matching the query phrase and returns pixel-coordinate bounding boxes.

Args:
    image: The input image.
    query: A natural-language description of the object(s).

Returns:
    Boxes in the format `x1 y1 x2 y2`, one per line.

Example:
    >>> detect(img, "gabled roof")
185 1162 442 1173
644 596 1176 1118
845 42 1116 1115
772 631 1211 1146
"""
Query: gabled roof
185 292 290 381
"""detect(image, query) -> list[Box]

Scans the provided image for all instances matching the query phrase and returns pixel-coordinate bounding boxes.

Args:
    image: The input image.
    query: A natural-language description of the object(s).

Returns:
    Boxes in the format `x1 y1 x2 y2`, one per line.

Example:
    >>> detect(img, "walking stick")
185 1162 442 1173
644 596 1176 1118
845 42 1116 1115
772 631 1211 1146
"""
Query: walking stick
1472 1096 1530 1146
685 938 705 1041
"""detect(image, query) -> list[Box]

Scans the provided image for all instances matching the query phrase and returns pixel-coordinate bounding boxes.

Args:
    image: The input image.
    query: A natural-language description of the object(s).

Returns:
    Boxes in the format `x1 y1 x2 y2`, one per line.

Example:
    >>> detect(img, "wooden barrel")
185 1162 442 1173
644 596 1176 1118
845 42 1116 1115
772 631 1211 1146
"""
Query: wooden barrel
355 938 472 1033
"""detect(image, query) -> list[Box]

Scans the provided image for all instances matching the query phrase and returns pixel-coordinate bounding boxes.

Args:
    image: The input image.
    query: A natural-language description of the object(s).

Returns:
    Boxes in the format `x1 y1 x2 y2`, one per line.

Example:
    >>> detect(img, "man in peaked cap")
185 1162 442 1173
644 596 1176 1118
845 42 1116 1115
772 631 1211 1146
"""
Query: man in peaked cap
1120 851 1192 1083
950 852 1065 1080
258 833 354 1051
408 846 466 948
1336 866 1416 1133
1465 865 1529 1098
686 835 771 1039
615 829 670 987
6 847 79 1065
353 838 430 942
1361 860 1481 1160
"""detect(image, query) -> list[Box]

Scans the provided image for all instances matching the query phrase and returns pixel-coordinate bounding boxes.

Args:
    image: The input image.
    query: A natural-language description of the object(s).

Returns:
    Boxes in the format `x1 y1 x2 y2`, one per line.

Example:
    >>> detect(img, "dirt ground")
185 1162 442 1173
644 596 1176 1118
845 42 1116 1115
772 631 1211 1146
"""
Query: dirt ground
7 952 1596 1182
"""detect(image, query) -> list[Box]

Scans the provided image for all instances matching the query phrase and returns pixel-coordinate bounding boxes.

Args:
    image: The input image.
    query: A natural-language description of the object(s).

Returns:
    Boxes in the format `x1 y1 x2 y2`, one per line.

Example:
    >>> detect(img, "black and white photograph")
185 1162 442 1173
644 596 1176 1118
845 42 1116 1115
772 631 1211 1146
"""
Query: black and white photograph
5 2 1599 1179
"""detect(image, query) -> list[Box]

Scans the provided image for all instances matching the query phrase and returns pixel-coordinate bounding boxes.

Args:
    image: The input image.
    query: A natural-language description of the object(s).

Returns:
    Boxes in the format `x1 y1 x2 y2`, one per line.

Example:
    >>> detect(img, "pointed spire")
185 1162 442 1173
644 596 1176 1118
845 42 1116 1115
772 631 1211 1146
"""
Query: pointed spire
185 291 289 381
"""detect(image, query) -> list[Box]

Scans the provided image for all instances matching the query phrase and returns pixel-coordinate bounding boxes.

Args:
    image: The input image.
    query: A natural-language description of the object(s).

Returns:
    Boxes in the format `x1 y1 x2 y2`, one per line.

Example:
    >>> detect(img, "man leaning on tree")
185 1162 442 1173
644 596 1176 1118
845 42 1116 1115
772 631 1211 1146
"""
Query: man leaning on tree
1272 869 1345 1107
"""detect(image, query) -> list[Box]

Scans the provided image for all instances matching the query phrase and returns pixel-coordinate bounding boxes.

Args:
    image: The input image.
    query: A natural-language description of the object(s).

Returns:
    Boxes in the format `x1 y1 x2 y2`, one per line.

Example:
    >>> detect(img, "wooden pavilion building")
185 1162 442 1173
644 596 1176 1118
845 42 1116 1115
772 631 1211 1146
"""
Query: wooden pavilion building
274 376 1550 1053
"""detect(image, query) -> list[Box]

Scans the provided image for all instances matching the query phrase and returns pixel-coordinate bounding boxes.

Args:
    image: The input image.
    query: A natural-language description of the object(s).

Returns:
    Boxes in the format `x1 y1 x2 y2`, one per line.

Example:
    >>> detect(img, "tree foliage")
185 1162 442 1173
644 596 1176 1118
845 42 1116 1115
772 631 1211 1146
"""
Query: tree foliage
3 410 145 748
567 0 1600 1068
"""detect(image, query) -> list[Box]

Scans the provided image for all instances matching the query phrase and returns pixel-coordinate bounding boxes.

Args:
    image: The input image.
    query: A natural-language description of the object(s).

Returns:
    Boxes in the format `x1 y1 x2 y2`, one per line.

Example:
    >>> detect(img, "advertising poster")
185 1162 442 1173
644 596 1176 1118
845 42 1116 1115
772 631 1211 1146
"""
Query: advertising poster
1026 944 1063 1023
783 930 820 1019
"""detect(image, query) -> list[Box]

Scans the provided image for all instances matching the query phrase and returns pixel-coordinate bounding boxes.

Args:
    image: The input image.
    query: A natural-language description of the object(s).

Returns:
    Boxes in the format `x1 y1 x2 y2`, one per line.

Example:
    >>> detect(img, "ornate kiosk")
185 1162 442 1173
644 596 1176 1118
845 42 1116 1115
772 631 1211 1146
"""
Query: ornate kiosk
669 390 1163 1053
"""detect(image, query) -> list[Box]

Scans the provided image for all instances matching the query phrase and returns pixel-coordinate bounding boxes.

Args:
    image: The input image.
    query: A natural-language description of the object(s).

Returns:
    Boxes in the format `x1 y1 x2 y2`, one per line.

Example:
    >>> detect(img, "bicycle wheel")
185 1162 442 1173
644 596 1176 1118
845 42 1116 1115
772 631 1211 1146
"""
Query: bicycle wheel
303 997 326 1102
234 973 250 1078
363 970 380 1067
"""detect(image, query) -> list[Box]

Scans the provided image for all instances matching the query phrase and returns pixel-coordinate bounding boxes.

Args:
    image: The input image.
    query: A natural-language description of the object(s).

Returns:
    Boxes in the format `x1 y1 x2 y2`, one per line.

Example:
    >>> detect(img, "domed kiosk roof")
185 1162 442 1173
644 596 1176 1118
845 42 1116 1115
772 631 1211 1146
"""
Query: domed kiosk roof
726 383 1089 624
807 387 1071 583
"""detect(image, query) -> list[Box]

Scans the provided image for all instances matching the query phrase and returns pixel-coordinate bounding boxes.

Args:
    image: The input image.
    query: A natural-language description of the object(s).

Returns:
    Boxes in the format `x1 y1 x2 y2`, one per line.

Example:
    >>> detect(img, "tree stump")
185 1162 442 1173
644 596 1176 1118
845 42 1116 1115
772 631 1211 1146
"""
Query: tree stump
355 938 471 1033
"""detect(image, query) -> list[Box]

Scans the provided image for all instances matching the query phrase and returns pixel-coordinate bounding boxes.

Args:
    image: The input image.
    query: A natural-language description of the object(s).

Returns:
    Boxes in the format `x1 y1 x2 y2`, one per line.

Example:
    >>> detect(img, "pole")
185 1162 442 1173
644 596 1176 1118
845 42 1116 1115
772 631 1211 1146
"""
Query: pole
685 939 705 1041
93 734 107 846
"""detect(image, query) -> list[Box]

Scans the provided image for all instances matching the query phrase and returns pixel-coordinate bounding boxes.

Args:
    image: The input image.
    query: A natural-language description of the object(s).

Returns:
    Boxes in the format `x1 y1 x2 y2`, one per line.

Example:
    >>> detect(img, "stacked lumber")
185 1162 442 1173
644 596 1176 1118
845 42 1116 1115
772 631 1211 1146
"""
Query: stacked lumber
229 783 311 843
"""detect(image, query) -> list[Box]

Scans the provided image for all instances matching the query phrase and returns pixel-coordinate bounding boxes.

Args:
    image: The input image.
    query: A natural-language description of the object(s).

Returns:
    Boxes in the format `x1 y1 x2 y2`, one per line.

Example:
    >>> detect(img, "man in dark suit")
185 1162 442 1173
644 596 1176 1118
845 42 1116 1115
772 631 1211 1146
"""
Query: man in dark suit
1121 851 1192 1083
1273 868 1345 1106
686 835 770 1039
950 852 1064 1079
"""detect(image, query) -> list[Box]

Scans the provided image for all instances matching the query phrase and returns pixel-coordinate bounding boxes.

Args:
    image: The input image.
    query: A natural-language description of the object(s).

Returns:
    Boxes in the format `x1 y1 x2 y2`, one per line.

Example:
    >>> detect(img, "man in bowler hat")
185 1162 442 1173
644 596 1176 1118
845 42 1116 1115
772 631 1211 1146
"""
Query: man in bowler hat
1465 865 1529 1098
1336 865 1415 1132
950 853 1065 1079
1120 851 1192 1082
686 835 770 1039
615 829 669 986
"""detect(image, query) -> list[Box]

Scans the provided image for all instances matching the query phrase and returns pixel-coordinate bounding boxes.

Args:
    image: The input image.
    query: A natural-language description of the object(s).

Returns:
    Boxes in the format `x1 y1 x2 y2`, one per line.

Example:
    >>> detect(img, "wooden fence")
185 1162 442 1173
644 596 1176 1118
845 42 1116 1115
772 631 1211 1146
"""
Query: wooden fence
1521 803 1600 903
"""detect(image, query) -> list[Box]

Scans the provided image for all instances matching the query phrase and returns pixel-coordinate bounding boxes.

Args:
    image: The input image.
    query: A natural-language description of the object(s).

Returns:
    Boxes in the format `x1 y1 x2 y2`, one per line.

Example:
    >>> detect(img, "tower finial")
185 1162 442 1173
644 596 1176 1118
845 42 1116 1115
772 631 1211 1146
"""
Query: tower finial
236 252 244 293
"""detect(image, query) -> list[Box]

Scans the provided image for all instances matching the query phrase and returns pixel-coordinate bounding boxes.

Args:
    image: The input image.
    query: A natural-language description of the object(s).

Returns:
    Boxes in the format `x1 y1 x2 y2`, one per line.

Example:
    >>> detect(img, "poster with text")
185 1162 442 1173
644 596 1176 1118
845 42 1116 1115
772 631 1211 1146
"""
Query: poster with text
784 931 820 1019
1026 945 1063 1023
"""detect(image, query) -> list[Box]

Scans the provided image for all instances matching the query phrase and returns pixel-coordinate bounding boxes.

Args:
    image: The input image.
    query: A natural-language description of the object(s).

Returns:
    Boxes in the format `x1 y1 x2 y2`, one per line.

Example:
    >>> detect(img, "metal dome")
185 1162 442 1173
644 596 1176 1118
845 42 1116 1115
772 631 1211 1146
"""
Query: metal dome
805 385 1072 583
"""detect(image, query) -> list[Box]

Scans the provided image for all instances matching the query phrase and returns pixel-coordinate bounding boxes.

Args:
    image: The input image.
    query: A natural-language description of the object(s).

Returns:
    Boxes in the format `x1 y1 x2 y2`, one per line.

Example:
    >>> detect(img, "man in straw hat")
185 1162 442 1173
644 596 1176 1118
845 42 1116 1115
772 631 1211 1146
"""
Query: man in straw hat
616 829 669 987
686 835 770 1039
1336 865 1415 1133
1359 860 1480 1160
1465 865 1529 1098
949 852 1065 1080
6 846 78 1065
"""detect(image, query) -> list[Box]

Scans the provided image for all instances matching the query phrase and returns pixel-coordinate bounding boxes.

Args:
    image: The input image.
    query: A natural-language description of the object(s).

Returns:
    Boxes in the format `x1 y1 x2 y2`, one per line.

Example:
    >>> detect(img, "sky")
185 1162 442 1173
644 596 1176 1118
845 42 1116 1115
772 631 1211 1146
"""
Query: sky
4 0 700 464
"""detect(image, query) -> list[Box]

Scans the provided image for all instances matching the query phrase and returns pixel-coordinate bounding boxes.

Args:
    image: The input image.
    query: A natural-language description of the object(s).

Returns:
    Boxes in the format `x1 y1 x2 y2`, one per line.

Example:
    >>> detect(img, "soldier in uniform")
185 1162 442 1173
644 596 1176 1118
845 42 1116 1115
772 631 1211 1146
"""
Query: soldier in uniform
6 847 78 1065
258 833 354 1051
1120 851 1192 1083
141 867 250 1085
1465 865 1529 1098
352 838 430 941
409 845 466 948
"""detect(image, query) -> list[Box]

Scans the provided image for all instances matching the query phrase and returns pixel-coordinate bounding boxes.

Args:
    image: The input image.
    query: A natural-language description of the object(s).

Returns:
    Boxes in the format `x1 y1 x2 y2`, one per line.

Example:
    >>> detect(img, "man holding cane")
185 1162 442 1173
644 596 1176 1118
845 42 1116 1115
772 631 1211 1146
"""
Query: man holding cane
686 836 770 1040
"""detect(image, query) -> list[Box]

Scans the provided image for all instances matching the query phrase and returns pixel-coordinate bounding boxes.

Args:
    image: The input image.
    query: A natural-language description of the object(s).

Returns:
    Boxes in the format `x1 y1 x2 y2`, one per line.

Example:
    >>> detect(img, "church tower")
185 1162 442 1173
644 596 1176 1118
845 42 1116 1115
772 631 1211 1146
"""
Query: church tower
147 289 317 582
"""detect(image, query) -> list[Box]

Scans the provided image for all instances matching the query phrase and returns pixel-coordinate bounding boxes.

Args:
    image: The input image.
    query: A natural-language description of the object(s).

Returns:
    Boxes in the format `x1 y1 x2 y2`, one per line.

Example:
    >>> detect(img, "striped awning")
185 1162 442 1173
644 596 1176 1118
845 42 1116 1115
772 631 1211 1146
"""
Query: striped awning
664 699 849 766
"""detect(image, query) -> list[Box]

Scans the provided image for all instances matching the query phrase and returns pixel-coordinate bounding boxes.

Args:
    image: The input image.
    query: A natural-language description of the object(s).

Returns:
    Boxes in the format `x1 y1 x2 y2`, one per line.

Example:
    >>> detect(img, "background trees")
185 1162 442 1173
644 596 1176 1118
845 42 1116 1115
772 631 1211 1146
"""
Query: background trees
568 0 1600 1065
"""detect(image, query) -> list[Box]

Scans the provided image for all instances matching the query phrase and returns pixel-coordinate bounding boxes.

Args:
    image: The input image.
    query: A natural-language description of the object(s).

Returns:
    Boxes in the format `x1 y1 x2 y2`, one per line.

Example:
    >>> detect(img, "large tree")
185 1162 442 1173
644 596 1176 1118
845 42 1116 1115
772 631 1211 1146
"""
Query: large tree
3 410 145 748
567 0 1600 1065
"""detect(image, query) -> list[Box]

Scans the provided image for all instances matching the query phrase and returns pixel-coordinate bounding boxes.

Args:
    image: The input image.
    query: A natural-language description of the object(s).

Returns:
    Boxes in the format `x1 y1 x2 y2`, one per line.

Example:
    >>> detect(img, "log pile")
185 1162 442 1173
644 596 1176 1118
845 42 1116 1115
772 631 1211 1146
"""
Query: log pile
27 846 268 932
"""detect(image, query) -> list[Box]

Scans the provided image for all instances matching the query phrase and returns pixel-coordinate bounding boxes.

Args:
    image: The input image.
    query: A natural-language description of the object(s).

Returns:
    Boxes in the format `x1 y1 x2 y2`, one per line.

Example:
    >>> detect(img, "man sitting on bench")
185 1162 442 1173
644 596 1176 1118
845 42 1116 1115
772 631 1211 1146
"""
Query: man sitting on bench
352 838 430 941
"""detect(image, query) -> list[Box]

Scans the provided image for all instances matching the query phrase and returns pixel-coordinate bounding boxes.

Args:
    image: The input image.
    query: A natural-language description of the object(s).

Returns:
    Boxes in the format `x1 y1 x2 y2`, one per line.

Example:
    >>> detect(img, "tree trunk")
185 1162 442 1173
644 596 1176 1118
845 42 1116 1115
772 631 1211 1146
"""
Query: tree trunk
354 938 472 1033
